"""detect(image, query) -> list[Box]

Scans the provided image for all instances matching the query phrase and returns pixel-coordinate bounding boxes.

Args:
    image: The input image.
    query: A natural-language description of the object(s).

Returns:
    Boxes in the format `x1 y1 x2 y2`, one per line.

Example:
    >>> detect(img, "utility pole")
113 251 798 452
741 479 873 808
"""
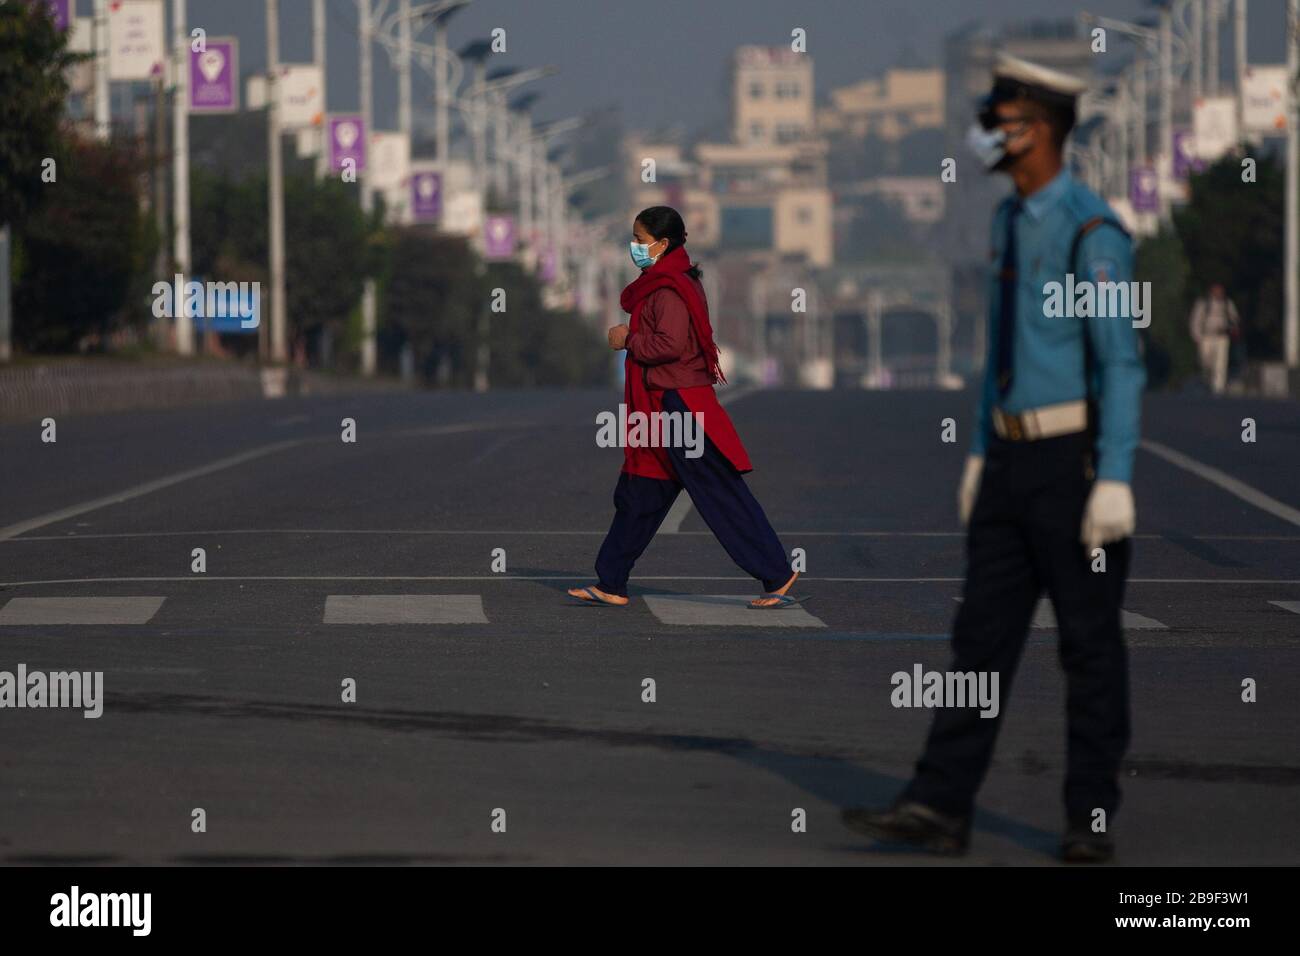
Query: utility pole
1159 5 1174 221
267 0 288 363
1192 0 1204 102
1208 0 1221 95
172 0 193 355
358 0 377 377
1286 0 1299 367
94 0 110 139
398 0 412 140
314 0 328 179
1236 0 1249 137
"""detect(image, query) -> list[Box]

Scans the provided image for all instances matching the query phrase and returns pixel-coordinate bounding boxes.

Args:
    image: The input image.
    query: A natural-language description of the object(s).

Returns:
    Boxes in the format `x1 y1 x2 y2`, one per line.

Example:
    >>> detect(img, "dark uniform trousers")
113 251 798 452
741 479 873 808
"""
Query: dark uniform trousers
595 389 791 598
905 429 1131 825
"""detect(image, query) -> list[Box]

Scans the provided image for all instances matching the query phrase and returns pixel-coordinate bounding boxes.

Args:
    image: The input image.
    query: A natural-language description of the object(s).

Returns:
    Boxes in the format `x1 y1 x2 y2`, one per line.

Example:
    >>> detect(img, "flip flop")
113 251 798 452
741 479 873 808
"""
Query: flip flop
748 571 803 610
748 593 808 610
567 586 629 607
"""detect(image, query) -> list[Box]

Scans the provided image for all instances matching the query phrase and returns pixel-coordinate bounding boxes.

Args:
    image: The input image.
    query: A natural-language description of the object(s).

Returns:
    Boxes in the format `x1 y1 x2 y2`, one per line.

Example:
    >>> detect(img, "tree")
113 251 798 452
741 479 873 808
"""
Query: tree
1134 225 1194 389
1 2 81 358
12 137 156 353
0 3 78 226
1174 153 1285 359
191 168 371 364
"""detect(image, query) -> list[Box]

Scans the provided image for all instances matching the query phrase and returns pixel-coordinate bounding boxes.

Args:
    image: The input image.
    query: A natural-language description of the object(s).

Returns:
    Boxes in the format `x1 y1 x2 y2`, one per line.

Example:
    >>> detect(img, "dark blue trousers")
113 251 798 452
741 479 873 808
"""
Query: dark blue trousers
904 430 1131 825
595 390 791 597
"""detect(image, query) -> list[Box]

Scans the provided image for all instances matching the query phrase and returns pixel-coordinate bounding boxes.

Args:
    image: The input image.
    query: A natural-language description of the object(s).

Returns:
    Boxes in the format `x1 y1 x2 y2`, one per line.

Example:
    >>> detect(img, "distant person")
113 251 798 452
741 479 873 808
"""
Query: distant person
841 55 1145 862
1188 283 1240 394
567 206 801 610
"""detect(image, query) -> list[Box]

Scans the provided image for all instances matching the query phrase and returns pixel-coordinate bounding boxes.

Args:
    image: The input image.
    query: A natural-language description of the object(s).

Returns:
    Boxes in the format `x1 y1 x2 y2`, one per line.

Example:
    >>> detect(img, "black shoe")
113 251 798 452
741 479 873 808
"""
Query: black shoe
1061 827 1114 863
841 800 971 855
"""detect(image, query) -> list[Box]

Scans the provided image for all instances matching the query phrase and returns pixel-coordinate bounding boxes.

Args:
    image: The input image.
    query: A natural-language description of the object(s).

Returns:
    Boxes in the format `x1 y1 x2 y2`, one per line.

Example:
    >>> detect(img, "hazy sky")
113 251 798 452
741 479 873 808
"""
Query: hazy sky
82 0 1293 135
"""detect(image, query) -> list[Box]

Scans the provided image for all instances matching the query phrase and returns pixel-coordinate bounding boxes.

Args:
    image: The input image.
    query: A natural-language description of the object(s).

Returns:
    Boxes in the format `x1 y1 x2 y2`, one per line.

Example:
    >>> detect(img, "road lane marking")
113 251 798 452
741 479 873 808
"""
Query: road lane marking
1030 600 1167 630
0 420 531 542
642 593 825 627
323 594 488 625
1269 601 1300 614
0 596 165 625
0 438 309 541
662 386 758 534
1 576 1299 586
1141 439 1300 528
955 597 1168 630
7 529 1300 542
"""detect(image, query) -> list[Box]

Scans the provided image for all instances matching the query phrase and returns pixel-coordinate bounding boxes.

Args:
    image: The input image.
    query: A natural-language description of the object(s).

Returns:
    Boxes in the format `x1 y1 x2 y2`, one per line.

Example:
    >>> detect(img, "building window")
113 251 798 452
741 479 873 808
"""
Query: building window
775 123 803 143
749 81 764 99
721 205 774 249
796 206 813 224
775 80 801 99
749 121 765 142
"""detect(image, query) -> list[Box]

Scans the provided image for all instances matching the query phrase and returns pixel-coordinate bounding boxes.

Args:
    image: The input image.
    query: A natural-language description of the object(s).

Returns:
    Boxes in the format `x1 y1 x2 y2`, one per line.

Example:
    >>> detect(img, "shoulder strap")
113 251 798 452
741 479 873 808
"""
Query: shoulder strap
1070 215 1129 435
1070 216 1129 275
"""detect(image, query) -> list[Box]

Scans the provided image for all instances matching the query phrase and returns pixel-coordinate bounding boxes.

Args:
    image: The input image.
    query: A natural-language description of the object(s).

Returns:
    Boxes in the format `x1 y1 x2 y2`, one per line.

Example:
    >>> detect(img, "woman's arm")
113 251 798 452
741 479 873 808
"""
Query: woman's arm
626 290 690 366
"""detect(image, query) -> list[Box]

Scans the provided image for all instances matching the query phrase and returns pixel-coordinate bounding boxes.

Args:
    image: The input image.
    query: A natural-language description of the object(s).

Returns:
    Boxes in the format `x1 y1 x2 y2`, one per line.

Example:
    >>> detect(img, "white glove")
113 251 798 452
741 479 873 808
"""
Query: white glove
958 455 984 526
1080 480 1135 552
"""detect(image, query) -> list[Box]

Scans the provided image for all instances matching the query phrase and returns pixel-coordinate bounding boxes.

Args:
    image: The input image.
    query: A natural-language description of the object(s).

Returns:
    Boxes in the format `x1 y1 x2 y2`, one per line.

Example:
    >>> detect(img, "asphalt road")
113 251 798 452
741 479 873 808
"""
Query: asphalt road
0 386 1297 865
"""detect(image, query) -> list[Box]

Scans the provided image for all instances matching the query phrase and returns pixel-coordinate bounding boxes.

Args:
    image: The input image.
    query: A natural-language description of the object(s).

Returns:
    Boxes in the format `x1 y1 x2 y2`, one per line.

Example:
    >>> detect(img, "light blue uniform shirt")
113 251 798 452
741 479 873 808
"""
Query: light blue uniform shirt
972 169 1146 483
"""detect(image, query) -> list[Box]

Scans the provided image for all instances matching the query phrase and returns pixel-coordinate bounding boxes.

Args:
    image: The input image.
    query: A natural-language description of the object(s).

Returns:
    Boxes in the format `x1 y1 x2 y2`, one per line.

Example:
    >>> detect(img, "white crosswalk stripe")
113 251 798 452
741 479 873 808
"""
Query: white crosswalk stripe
323 594 488 625
642 594 825 627
0 596 165 625
955 597 1167 630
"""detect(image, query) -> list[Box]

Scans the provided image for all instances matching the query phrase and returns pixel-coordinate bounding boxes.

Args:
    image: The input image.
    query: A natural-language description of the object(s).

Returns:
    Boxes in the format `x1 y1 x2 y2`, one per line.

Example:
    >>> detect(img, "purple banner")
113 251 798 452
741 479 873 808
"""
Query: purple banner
1129 165 1159 213
538 245 557 283
39 0 70 31
189 38 238 113
410 171 442 222
1172 129 1204 181
327 116 367 173
483 214 516 260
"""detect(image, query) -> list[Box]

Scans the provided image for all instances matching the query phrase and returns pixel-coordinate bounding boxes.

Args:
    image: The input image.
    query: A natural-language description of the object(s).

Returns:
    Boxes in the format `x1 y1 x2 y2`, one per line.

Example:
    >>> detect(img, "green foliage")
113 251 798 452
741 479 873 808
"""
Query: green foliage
1134 225 1194 389
13 138 156 352
0 3 79 226
381 229 483 385
380 229 609 387
191 167 370 358
1174 153 1284 359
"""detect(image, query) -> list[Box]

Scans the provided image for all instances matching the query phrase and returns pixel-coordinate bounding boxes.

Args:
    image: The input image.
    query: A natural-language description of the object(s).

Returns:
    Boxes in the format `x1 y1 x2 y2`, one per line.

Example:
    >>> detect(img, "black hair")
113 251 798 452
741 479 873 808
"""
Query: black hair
634 205 702 279
985 80 1076 152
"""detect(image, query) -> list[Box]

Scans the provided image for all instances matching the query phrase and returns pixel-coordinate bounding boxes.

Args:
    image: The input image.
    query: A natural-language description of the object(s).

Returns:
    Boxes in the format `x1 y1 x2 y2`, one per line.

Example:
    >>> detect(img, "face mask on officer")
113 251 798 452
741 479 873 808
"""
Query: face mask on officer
967 101 1038 172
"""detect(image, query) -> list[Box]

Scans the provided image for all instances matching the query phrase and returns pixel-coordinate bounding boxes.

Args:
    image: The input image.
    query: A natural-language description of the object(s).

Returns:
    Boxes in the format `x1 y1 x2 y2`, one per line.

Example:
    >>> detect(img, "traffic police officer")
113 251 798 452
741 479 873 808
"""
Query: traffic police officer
843 55 1146 862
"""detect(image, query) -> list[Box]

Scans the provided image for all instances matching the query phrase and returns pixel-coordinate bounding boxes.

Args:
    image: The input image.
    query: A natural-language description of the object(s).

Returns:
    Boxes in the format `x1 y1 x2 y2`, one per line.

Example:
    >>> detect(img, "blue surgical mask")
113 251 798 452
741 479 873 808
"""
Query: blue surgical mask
629 240 660 269
966 122 1008 170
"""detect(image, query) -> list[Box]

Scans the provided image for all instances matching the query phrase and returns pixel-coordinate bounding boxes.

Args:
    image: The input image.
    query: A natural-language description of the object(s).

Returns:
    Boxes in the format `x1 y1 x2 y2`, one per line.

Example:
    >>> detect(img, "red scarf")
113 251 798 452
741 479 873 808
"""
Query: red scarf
616 246 752 480
619 245 726 384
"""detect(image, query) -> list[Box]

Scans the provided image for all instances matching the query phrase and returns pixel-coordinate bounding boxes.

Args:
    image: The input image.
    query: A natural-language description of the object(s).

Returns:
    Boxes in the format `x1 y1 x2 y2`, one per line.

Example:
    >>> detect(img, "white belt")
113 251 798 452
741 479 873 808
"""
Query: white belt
992 399 1088 442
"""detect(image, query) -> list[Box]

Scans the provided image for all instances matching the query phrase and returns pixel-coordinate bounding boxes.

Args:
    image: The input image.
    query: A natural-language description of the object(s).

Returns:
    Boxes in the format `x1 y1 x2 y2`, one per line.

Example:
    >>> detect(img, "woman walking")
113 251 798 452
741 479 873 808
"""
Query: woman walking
568 206 801 610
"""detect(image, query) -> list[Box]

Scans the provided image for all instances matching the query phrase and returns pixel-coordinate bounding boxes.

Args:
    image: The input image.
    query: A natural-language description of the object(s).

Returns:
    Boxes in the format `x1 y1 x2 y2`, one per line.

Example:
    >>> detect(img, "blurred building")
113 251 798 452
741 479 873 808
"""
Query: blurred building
730 45 817 146
818 67 945 142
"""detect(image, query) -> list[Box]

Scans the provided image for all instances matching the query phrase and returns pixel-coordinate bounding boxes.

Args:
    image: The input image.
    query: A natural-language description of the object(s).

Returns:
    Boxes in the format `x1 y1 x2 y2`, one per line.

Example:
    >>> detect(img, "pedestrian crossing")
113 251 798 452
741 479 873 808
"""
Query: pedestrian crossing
0 596 165 625
0 591 1295 631
323 594 488 625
